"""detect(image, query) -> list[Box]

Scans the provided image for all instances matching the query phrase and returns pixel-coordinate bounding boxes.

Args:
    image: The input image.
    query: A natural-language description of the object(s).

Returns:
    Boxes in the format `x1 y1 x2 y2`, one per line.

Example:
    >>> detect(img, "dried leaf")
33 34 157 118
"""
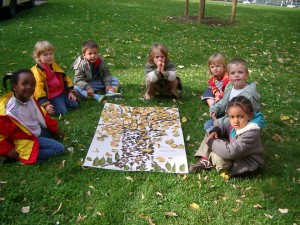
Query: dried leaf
272 134 283 142
76 213 87 222
264 213 273 219
52 203 62 215
280 115 290 121
220 172 230 180
165 211 177 217
253 204 263 209
278 208 289 214
0 181 7 184
141 193 145 200
156 192 163 197
126 176 134 182
21 206 30 214
96 211 105 216
190 203 200 210
181 117 187 123
186 135 190 141
177 65 184 68
156 156 166 162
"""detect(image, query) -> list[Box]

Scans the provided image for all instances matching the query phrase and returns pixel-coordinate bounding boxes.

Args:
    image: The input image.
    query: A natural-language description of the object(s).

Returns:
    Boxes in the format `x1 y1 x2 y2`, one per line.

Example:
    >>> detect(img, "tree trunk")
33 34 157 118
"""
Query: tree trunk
185 0 189 16
231 0 237 23
198 0 205 22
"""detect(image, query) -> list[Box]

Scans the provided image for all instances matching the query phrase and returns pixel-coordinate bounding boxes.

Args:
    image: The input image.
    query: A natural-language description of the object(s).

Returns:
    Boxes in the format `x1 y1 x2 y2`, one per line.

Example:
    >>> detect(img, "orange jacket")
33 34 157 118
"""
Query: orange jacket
0 92 59 164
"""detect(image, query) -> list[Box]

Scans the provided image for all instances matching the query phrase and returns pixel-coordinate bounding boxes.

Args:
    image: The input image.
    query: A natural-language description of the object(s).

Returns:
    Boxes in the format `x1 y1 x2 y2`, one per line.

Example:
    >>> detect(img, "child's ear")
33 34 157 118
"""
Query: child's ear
248 112 254 120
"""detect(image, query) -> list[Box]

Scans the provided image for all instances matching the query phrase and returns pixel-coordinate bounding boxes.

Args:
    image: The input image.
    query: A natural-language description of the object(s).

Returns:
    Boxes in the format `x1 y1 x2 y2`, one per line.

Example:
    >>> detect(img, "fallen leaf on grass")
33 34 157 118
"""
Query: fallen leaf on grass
296 168 300 172
220 172 230 180
278 208 289 214
156 192 163 197
165 212 177 217
76 213 87 222
280 115 289 121
148 218 155 225
52 203 62 215
264 213 273 219
0 198 5 201
96 211 105 216
21 206 30 214
253 204 263 209
186 135 190 141
141 193 145 200
190 203 200 211
272 134 283 142
0 181 7 184
177 65 184 68
56 160 66 171
67 147 74 154
126 176 134 182
181 117 187 123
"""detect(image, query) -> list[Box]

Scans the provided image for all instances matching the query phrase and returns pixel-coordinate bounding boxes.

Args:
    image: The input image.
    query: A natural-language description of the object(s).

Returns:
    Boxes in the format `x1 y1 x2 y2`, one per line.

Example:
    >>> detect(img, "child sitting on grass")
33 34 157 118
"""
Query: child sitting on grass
0 69 64 164
31 40 79 116
72 40 121 103
201 53 230 107
144 43 182 100
204 58 260 132
190 96 266 176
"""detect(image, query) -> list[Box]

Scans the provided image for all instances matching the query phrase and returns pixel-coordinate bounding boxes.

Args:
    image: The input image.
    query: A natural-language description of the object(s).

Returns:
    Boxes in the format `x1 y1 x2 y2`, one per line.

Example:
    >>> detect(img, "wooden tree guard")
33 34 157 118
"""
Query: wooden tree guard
185 0 237 23
185 0 189 17
231 0 238 23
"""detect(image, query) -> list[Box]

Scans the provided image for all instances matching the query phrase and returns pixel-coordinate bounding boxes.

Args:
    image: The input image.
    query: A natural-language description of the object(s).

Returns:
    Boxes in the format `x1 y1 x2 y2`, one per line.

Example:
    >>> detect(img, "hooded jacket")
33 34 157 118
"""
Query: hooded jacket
0 92 59 164
210 82 260 125
31 62 75 108
207 112 266 176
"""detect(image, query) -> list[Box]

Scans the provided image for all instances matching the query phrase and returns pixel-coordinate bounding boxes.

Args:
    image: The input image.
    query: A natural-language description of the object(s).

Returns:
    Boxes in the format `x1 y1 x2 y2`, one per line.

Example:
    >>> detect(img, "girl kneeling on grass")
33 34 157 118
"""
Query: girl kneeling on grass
0 69 64 164
190 96 266 176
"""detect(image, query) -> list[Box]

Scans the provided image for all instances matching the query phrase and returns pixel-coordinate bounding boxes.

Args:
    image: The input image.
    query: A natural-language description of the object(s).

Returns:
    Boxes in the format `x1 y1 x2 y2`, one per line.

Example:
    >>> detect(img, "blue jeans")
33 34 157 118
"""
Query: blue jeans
37 137 64 161
75 77 119 98
50 93 79 115
204 119 214 133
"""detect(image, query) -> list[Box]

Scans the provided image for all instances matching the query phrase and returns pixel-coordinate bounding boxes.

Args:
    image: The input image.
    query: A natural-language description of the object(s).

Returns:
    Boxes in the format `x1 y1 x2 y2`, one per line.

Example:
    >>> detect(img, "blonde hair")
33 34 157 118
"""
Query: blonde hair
227 58 248 73
82 40 99 54
207 53 227 75
147 43 170 65
33 40 54 63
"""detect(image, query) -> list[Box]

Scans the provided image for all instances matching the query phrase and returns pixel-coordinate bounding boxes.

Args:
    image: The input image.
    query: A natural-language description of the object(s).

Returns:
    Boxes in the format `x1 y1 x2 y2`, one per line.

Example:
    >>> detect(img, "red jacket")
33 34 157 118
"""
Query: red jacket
208 72 230 99
0 92 59 164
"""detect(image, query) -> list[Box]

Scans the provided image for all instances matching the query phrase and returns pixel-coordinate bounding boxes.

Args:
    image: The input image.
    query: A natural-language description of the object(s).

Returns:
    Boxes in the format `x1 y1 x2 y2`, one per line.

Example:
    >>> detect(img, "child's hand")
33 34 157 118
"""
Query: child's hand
205 131 218 144
161 62 166 75
156 62 162 73
215 94 220 102
45 104 55 115
68 92 77 102
106 85 115 93
209 112 216 119
87 88 95 97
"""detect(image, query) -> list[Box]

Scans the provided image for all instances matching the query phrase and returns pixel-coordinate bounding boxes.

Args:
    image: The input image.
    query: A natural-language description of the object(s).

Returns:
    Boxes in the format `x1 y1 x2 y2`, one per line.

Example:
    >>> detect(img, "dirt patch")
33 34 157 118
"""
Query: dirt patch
165 16 233 26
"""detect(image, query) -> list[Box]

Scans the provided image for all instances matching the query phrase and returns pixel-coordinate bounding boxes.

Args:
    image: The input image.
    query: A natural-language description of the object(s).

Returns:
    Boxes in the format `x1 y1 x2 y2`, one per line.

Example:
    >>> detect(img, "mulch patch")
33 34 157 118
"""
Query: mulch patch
165 16 233 26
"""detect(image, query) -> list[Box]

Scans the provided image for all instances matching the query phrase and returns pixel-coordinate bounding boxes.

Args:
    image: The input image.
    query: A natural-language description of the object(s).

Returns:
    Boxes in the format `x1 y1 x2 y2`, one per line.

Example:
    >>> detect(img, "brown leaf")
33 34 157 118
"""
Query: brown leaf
76 213 87 222
165 211 177 217
96 211 105 216
272 134 283 142
253 204 263 209
278 208 289 214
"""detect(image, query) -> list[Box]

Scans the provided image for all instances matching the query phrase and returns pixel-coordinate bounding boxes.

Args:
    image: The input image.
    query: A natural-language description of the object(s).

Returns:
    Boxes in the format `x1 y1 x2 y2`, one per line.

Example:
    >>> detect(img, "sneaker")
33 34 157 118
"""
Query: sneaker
189 158 213 173
94 94 104 103
105 91 122 98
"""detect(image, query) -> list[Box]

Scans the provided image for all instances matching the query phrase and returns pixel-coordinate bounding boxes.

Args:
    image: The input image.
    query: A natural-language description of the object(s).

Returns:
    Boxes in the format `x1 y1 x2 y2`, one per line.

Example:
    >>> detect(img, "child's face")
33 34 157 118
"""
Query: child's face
39 50 54 66
228 105 253 130
153 51 165 65
83 48 99 63
13 72 36 103
209 64 225 78
228 64 248 90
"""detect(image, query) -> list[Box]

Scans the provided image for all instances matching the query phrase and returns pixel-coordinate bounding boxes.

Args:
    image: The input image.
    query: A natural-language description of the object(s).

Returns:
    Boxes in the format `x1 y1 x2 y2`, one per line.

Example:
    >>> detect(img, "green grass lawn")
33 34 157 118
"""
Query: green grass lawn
0 0 299 224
